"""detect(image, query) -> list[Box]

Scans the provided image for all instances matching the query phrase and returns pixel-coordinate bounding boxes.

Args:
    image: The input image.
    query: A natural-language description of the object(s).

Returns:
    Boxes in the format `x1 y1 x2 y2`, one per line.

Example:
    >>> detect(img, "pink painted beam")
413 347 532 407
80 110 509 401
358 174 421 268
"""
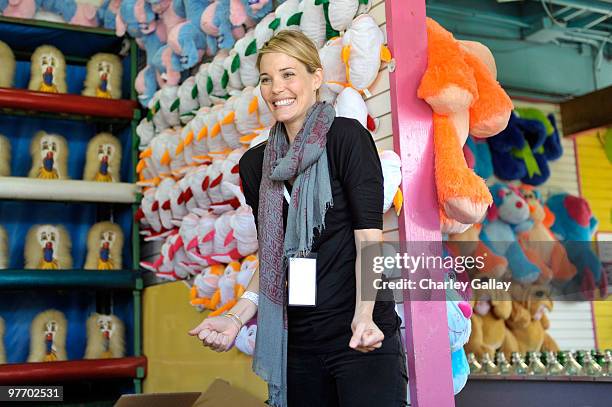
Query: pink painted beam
385 0 455 406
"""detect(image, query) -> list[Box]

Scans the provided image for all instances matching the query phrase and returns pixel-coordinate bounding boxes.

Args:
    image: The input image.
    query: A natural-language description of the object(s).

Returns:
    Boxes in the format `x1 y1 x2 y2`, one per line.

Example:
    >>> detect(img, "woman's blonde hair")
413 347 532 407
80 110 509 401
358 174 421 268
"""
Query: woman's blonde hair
257 30 322 76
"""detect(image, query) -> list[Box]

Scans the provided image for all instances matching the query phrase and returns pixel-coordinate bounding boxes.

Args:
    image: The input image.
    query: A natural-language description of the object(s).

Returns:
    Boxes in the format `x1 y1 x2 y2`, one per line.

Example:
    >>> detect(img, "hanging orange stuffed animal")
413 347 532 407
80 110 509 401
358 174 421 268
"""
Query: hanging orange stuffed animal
418 18 513 233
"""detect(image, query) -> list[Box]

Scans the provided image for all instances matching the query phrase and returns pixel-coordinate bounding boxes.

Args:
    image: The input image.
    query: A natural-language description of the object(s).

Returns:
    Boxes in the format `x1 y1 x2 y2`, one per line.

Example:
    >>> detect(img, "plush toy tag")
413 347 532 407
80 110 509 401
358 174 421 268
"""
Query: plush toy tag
288 256 317 306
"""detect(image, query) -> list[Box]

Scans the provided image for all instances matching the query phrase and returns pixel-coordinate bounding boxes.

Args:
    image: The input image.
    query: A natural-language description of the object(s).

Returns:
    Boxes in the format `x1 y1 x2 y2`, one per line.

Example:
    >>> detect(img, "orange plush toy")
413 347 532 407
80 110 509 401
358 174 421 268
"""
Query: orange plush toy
418 19 513 233
517 185 577 283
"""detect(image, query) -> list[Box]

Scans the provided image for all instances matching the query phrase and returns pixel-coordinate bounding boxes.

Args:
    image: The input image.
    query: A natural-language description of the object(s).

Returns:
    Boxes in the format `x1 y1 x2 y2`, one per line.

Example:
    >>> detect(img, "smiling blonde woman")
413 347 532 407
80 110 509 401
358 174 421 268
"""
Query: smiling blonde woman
190 30 407 407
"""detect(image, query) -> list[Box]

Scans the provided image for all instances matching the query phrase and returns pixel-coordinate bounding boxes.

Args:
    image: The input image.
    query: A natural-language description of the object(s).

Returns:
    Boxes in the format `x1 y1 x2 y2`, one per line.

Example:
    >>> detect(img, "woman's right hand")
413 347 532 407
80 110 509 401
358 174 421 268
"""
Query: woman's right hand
188 315 241 352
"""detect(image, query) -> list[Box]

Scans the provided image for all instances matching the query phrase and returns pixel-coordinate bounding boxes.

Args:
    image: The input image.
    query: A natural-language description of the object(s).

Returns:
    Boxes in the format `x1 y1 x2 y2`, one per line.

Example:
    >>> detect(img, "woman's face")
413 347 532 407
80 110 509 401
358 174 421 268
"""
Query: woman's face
259 52 322 128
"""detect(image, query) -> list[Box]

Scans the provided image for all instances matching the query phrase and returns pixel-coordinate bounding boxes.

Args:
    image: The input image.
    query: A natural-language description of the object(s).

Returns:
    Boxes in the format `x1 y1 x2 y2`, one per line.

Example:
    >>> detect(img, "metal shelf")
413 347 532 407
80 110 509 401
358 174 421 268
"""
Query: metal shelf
0 357 147 385
0 88 138 120
0 270 143 291
0 177 139 204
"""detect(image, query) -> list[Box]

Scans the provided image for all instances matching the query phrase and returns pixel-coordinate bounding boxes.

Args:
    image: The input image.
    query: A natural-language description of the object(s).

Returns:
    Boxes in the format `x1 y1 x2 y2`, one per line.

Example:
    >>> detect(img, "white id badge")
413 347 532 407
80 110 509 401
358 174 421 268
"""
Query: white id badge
288 256 317 306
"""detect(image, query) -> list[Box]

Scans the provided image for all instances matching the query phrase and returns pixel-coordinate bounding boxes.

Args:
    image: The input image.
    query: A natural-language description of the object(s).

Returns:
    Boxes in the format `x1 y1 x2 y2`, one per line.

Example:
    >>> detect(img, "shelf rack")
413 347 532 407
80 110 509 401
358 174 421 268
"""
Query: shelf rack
0 357 147 385
0 270 143 290
0 15 145 400
0 177 139 204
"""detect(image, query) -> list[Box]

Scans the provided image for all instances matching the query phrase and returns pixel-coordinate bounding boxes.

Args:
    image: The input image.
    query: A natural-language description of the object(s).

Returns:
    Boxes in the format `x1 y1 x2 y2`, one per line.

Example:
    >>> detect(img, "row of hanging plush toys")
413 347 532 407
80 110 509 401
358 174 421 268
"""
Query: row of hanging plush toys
1 0 119 28
0 221 126 270
0 131 123 182
456 184 605 360
0 39 123 99
0 310 125 362
134 0 401 289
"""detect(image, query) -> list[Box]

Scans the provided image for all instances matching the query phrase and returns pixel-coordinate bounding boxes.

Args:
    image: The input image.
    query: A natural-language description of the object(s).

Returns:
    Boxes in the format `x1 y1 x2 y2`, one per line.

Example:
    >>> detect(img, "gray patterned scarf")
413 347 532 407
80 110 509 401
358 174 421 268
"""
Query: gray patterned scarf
253 102 336 407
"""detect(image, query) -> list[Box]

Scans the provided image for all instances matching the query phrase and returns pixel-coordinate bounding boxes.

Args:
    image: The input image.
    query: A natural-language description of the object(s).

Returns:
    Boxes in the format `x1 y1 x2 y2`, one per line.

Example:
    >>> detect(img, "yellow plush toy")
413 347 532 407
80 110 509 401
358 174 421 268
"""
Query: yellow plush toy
24 224 73 270
464 287 519 359
82 53 123 99
28 45 67 93
27 309 68 362
0 40 15 88
506 284 559 353
28 131 69 180
84 313 125 359
0 134 11 177
0 316 5 364
83 132 121 182
84 221 123 270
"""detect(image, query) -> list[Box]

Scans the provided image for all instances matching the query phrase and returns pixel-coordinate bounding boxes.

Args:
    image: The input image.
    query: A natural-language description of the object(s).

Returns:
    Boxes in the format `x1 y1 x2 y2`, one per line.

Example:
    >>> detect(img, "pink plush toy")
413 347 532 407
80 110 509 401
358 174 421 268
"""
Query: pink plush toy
2 0 37 19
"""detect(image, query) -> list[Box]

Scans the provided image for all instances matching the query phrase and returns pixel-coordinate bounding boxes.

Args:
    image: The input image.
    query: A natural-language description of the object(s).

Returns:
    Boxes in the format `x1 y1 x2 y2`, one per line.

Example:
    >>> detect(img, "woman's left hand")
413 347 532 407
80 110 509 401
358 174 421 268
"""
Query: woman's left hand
349 314 384 353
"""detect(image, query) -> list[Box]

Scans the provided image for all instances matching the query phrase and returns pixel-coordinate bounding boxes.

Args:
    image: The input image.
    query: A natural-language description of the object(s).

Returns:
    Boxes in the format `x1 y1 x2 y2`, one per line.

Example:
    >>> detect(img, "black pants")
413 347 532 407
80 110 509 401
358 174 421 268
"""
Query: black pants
287 329 408 407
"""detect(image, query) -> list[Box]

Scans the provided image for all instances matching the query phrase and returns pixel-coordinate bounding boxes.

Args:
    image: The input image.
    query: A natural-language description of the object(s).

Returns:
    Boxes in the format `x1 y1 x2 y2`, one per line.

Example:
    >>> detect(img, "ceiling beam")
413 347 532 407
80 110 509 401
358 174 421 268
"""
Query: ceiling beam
560 85 612 135
531 0 612 15
568 13 611 28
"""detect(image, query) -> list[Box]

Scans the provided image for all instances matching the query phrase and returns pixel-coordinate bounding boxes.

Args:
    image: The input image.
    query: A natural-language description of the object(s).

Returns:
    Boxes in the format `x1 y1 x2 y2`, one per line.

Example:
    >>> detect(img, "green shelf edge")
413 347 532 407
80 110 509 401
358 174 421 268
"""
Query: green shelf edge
0 270 143 290
0 16 116 36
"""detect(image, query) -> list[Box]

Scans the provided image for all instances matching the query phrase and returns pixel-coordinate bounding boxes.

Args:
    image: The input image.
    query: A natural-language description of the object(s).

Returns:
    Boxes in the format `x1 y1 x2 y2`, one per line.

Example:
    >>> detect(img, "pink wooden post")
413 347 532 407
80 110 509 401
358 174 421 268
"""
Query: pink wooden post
385 0 455 406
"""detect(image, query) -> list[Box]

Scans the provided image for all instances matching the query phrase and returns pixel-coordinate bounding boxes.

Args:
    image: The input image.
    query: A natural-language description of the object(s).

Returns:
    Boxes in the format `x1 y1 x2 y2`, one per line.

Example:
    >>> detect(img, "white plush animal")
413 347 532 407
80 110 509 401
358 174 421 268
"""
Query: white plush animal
159 86 181 128
0 40 16 88
0 134 11 177
84 221 124 270
83 132 122 182
319 37 347 103
274 0 302 32
84 313 125 359
177 76 200 124
82 53 123 99
334 87 367 128
27 310 68 362
24 224 73 269
28 131 69 180
28 45 67 93
195 63 213 108
379 150 403 215
234 30 259 87
342 14 391 93
300 0 326 49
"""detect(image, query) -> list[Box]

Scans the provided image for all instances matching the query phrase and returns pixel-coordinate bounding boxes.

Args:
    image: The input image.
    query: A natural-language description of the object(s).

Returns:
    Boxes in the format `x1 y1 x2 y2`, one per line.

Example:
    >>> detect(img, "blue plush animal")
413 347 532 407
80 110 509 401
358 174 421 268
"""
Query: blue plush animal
98 0 121 29
546 193 607 300
480 183 541 283
184 0 217 56
56 0 100 27
135 66 159 106
447 289 472 395
465 136 493 180
487 112 551 185
117 0 167 106
168 21 207 70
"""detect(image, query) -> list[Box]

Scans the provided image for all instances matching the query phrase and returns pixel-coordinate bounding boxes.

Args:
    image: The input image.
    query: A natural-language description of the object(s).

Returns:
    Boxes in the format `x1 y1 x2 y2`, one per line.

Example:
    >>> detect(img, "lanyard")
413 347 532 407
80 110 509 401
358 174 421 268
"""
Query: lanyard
284 185 291 204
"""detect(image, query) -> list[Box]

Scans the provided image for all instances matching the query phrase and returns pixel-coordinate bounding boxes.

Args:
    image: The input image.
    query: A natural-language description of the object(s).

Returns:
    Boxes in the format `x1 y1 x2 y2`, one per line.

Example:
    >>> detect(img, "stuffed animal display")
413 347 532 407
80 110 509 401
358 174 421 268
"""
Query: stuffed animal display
134 3 405 320
480 183 540 284
28 131 69 180
82 52 123 99
84 221 124 270
0 225 7 269
464 286 518 359
3 0 107 27
83 132 122 182
506 284 559 354
28 45 67 93
487 109 562 186
84 313 125 359
547 193 606 299
0 134 10 177
24 224 73 269
0 40 15 88
0 316 5 364
27 309 68 362
417 19 513 234
447 290 472 394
